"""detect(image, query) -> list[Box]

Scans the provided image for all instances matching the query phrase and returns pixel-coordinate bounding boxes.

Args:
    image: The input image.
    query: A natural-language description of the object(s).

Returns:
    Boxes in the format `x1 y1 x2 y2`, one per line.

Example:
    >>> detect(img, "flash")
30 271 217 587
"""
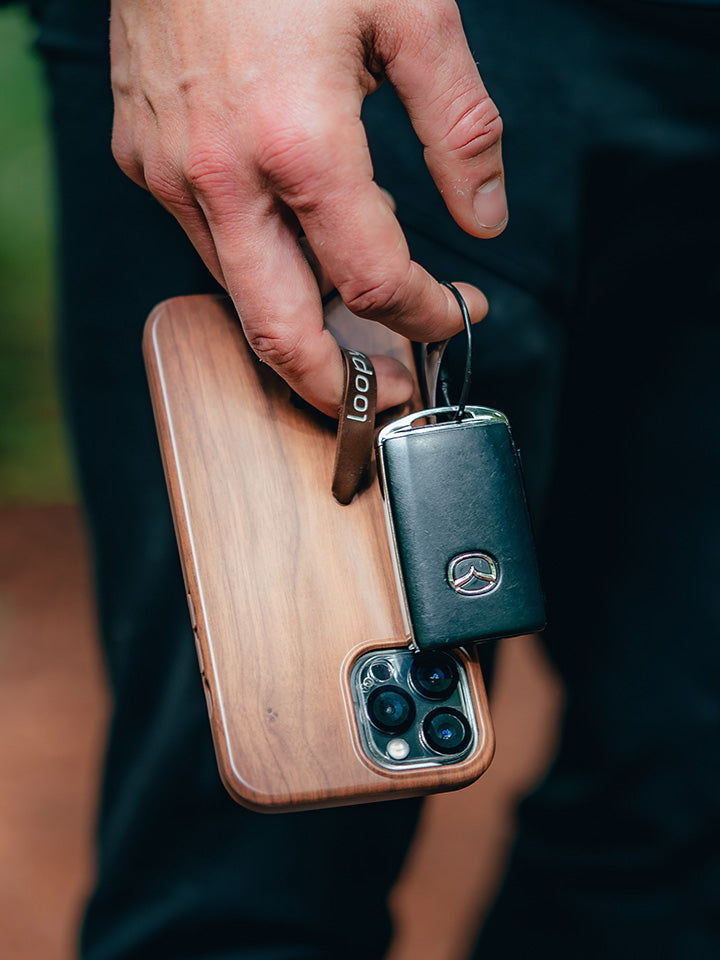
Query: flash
386 738 410 761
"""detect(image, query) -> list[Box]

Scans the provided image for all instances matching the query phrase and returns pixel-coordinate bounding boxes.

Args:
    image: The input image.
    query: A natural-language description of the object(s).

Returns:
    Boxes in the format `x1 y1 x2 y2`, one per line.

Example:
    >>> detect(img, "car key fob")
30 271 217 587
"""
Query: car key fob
375 405 545 651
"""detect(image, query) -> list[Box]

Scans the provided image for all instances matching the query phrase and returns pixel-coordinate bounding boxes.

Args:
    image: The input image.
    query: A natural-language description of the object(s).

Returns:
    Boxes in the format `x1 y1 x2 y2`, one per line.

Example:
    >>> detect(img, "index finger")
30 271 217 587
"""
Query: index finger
191 185 415 416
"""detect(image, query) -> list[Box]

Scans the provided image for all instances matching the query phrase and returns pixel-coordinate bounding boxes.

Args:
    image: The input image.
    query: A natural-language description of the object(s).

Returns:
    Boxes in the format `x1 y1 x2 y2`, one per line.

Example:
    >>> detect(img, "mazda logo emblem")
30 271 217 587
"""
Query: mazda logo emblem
447 553 498 596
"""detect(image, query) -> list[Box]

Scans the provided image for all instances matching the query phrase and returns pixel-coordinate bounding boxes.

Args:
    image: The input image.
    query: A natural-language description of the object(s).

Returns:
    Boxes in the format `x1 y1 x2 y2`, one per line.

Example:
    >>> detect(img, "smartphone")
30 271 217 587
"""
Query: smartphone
143 294 494 812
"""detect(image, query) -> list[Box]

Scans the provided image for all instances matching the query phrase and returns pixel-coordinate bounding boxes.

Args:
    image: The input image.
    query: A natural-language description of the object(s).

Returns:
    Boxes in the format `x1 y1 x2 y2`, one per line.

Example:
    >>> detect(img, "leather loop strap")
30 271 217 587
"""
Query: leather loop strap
332 348 377 504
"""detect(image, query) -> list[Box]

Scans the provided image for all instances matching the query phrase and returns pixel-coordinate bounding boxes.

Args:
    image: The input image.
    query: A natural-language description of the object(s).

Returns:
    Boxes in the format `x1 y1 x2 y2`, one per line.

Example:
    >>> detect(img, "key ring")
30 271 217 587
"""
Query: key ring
420 282 473 420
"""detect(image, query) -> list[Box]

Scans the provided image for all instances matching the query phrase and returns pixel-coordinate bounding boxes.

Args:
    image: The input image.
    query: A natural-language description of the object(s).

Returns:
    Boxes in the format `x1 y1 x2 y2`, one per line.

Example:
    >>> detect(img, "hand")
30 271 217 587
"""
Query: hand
110 0 506 415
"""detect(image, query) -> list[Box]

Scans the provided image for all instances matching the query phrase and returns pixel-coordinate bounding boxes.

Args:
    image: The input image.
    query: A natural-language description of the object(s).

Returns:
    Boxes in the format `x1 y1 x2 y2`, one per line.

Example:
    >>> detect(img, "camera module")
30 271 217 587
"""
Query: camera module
409 652 459 701
367 685 415 734
352 647 479 770
422 708 471 755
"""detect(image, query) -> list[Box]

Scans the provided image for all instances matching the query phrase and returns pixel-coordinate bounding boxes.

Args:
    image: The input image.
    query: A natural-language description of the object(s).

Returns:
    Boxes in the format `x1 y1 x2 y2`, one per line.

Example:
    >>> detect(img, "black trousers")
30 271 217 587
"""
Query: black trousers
35 0 720 956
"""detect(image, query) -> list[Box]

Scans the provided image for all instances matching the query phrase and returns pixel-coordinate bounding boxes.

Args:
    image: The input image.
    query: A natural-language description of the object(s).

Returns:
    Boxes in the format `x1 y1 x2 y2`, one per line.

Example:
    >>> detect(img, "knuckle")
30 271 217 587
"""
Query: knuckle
111 130 139 179
142 160 188 207
402 0 464 60
338 269 411 319
183 144 235 198
423 0 460 36
246 325 309 379
255 115 334 209
442 93 503 161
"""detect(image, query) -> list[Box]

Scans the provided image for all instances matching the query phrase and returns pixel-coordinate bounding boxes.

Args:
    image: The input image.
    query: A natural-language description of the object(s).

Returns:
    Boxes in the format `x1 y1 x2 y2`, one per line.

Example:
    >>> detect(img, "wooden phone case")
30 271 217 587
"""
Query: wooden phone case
143 294 494 812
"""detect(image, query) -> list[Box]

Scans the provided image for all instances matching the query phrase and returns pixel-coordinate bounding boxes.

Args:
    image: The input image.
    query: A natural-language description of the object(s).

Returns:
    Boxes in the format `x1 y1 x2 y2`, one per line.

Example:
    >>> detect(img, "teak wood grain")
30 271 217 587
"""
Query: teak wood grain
143 294 494 811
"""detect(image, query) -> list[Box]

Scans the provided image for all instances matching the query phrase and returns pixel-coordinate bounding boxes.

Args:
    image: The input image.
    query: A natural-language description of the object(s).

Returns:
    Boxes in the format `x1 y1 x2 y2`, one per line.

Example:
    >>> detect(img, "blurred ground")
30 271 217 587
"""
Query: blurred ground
0 503 563 960
0 506 106 959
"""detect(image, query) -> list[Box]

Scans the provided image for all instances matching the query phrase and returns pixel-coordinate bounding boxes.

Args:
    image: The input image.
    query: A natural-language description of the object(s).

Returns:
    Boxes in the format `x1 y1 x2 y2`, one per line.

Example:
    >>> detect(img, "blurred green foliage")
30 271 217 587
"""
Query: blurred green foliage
0 6 75 505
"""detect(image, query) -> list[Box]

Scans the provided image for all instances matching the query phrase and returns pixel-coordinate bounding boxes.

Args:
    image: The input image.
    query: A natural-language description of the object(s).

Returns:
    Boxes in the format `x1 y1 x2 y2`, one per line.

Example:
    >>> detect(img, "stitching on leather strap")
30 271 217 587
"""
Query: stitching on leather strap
332 348 377 504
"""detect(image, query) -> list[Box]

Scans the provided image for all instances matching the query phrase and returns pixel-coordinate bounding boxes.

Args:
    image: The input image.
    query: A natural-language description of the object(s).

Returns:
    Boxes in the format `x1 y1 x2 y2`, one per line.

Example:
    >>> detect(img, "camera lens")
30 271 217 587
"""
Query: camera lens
367 686 415 734
368 659 394 683
423 708 471 755
409 652 459 701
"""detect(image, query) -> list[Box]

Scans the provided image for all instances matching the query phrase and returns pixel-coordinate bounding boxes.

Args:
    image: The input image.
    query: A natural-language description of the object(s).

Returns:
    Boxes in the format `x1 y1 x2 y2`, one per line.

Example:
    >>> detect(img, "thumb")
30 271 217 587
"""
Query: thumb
379 1 507 237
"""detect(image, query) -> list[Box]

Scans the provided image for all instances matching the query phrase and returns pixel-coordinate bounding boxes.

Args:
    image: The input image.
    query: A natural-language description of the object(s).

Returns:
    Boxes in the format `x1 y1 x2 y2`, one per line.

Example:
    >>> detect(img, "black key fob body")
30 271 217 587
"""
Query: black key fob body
376 406 545 651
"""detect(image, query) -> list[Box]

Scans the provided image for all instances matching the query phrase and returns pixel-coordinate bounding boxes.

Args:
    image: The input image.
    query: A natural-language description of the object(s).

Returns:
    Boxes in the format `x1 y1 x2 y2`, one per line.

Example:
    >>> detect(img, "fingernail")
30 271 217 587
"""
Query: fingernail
473 177 508 230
